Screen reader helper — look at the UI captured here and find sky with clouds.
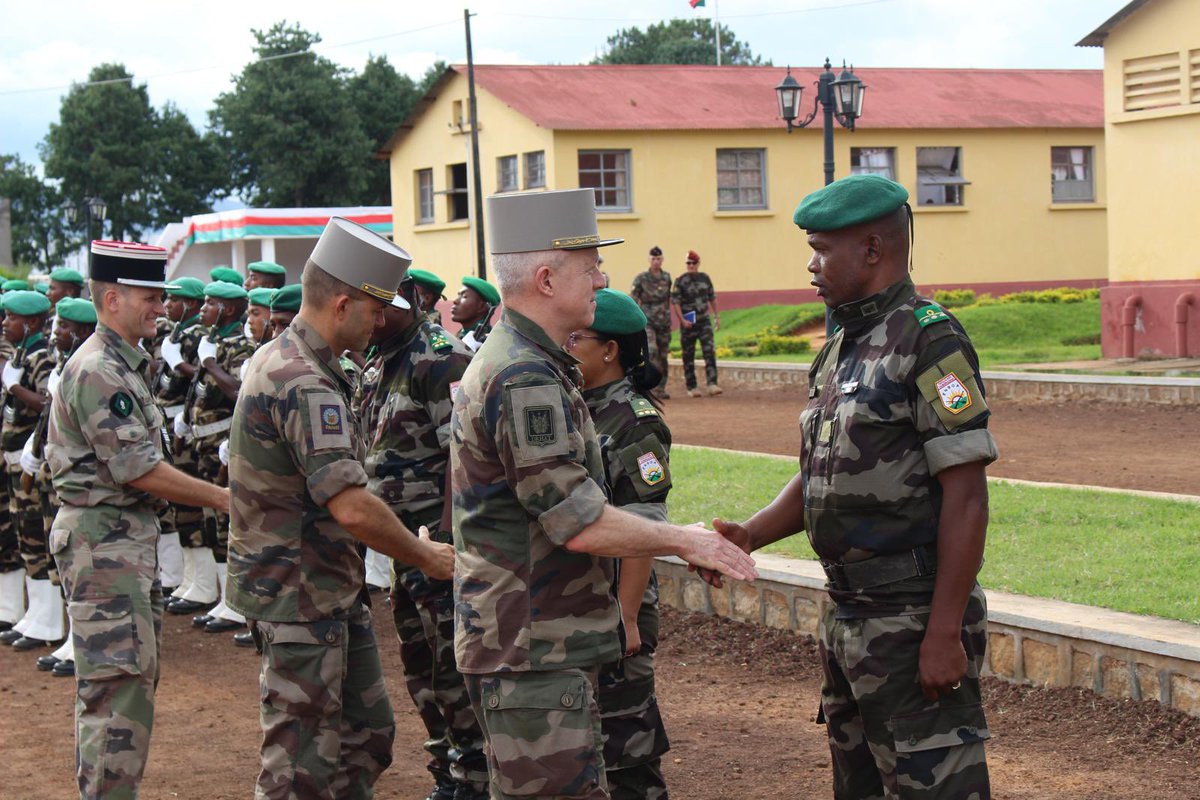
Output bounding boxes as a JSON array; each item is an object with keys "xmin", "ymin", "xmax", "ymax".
[{"xmin": 1, "ymin": 0, "xmax": 1128, "ymax": 172}]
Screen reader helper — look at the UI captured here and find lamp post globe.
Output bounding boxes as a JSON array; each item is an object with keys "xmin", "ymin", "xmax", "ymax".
[{"xmin": 775, "ymin": 69, "xmax": 804, "ymax": 131}]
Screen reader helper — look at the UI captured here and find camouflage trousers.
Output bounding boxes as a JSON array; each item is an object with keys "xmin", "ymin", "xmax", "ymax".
[
  {"xmin": 170, "ymin": 433, "xmax": 205, "ymax": 548},
  {"xmin": 51, "ymin": 502, "xmax": 164, "ymax": 800},
  {"xmin": 38, "ymin": 471, "xmax": 61, "ymax": 584},
  {"xmin": 467, "ymin": 668, "xmax": 608, "ymax": 800},
  {"xmin": 679, "ymin": 316, "xmax": 717, "ymax": 391},
  {"xmin": 9, "ymin": 465, "xmax": 50, "ymax": 580},
  {"xmin": 646, "ymin": 326, "xmax": 671, "ymax": 392},
  {"xmin": 390, "ymin": 523, "xmax": 488, "ymax": 794},
  {"xmin": 193, "ymin": 437, "xmax": 228, "ymax": 560},
  {"xmin": 818, "ymin": 585, "xmax": 991, "ymax": 800},
  {"xmin": 250, "ymin": 602, "xmax": 396, "ymax": 800},
  {"xmin": 0, "ymin": 459, "xmax": 15, "ymax": 572}
]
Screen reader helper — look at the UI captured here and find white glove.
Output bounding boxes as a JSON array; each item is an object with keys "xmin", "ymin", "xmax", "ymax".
[
  {"xmin": 218, "ymin": 439, "xmax": 230, "ymax": 466},
  {"xmin": 46, "ymin": 369, "xmax": 62, "ymax": 399},
  {"xmin": 462, "ymin": 330, "xmax": 481, "ymax": 352},
  {"xmin": 161, "ymin": 338, "xmax": 184, "ymax": 370},
  {"xmin": 173, "ymin": 415, "xmax": 192, "ymax": 440},
  {"xmin": 1, "ymin": 362, "xmax": 23, "ymax": 390},
  {"xmin": 19, "ymin": 437, "xmax": 42, "ymax": 476},
  {"xmin": 239, "ymin": 361, "xmax": 250, "ymax": 382},
  {"xmin": 197, "ymin": 338, "xmax": 218, "ymax": 364}
]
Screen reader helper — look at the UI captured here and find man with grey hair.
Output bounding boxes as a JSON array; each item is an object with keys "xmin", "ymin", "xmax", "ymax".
[{"xmin": 450, "ymin": 188, "xmax": 758, "ymax": 799}]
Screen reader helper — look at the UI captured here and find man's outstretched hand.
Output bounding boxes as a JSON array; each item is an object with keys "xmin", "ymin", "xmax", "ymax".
[
  {"xmin": 678, "ymin": 523, "xmax": 758, "ymax": 584},
  {"xmin": 689, "ymin": 518, "xmax": 754, "ymax": 588}
]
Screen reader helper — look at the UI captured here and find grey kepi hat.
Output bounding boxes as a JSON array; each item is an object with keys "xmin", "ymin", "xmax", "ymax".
[
  {"xmin": 487, "ymin": 189, "xmax": 624, "ymax": 254},
  {"xmin": 307, "ymin": 217, "xmax": 411, "ymax": 308}
]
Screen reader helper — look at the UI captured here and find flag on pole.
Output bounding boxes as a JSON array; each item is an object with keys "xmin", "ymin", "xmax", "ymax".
[{"xmin": 690, "ymin": 0, "xmax": 705, "ymax": 7}]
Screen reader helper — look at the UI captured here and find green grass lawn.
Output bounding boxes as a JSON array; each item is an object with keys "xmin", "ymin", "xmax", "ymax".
[{"xmin": 668, "ymin": 446, "xmax": 1200, "ymax": 624}]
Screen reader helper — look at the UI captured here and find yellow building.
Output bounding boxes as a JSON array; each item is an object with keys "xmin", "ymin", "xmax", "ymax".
[
  {"xmin": 383, "ymin": 64, "xmax": 1106, "ymax": 312},
  {"xmin": 1080, "ymin": 0, "xmax": 1200, "ymax": 358}
]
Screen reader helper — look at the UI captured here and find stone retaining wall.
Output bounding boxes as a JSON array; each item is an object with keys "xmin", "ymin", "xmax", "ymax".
[{"xmin": 654, "ymin": 556, "xmax": 1200, "ymax": 717}]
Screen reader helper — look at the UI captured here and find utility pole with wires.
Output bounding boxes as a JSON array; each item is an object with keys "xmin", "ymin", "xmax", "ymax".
[
  {"xmin": 714, "ymin": 0, "xmax": 722, "ymax": 66},
  {"xmin": 464, "ymin": 8, "xmax": 487, "ymax": 280}
]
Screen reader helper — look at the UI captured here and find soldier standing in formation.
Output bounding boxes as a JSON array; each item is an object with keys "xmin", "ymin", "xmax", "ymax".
[
  {"xmin": 450, "ymin": 188, "xmax": 756, "ymax": 799},
  {"xmin": 244, "ymin": 260, "xmax": 288, "ymax": 292},
  {"xmin": 227, "ymin": 218, "xmax": 454, "ymax": 799},
  {"xmin": 629, "ymin": 246, "xmax": 672, "ymax": 399},
  {"xmin": 570, "ymin": 288, "xmax": 674, "ymax": 799},
  {"xmin": 671, "ymin": 250, "xmax": 722, "ymax": 398},
  {"xmin": 268, "ymin": 284, "xmax": 302, "ymax": 339},
  {"xmin": 407, "ymin": 268, "xmax": 447, "ymax": 326},
  {"xmin": 245, "ymin": 287, "xmax": 278, "ymax": 346},
  {"xmin": 450, "ymin": 276, "xmax": 499, "ymax": 352},
  {"xmin": 47, "ymin": 240, "xmax": 229, "ymax": 799},
  {"xmin": 713, "ymin": 175, "xmax": 997, "ymax": 799},
  {"xmin": 47, "ymin": 267, "xmax": 86, "ymax": 307},
  {"xmin": 358, "ymin": 272, "xmax": 488, "ymax": 800}
]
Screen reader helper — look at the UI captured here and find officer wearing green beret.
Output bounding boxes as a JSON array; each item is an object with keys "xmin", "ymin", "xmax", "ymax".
[
  {"xmin": 407, "ymin": 268, "xmax": 447, "ymax": 325},
  {"xmin": 245, "ymin": 261, "xmax": 288, "ymax": 291},
  {"xmin": 246, "ymin": 287, "xmax": 277, "ymax": 345},
  {"xmin": 713, "ymin": 174, "xmax": 998, "ymax": 799},
  {"xmin": 0, "ymin": 279, "xmax": 29, "ymax": 294},
  {"xmin": 48, "ymin": 268, "xmax": 85, "ymax": 306},
  {"xmin": 568, "ymin": 288, "xmax": 674, "ymax": 800},
  {"xmin": 267, "ymin": 284, "xmax": 301, "ymax": 340},
  {"xmin": 209, "ymin": 266, "xmax": 244, "ymax": 286},
  {"xmin": 451, "ymin": 275, "xmax": 499, "ymax": 352}
]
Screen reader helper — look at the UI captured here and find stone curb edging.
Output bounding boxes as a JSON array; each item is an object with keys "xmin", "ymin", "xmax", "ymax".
[{"xmin": 654, "ymin": 553, "xmax": 1200, "ymax": 716}]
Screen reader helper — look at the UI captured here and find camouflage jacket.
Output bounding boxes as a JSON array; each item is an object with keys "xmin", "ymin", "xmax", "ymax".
[
  {"xmin": 226, "ymin": 316, "xmax": 370, "ymax": 622},
  {"xmin": 46, "ymin": 323, "xmax": 167, "ymax": 511},
  {"xmin": 671, "ymin": 271, "xmax": 716, "ymax": 317},
  {"xmin": 2, "ymin": 334, "xmax": 54, "ymax": 455},
  {"xmin": 801, "ymin": 279, "xmax": 998, "ymax": 612},
  {"xmin": 152, "ymin": 315, "xmax": 205, "ymax": 413},
  {"xmin": 583, "ymin": 378, "xmax": 672, "ymax": 522},
  {"xmin": 360, "ymin": 316, "xmax": 472, "ymax": 521},
  {"xmin": 450, "ymin": 308, "xmax": 618, "ymax": 674},
  {"xmin": 28, "ymin": 355, "xmax": 66, "ymax": 460},
  {"xmin": 187, "ymin": 320, "xmax": 254, "ymax": 435},
  {"xmin": 630, "ymin": 270, "xmax": 673, "ymax": 331}
]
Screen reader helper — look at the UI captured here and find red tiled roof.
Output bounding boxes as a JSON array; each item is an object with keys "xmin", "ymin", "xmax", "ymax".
[{"xmin": 459, "ymin": 64, "xmax": 1103, "ymax": 131}]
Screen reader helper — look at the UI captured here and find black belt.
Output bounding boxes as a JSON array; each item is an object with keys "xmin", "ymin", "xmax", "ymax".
[{"xmin": 820, "ymin": 545, "xmax": 938, "ymax": 592}]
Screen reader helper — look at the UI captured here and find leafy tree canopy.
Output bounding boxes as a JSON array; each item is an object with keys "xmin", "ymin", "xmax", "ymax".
[
  {"xmin": 594, "ymin": 19, "xmax": 768, "ymax": 66},
  {"xmin": 0, "ymin": 154, "xmax": 70, "ymax": 269}
]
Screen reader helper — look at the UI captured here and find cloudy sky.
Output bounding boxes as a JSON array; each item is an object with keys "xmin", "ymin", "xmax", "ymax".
[{"xmin": 1, "ymin": 0, "xmax": 1126, "ymax": 171}]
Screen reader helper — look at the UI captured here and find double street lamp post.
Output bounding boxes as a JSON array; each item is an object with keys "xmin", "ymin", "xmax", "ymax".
[
  {"xmin": 774, "ymin": 58, "xmax": 866, "ymax": 187},
  {"xmin": 62, "ymin": 196, "xmax": 108, "ymax": 253}
]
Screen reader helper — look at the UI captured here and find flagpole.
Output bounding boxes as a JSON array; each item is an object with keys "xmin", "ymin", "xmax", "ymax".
[{"xmin": 714, "ymin": 0, "xmax": 722, "ymax": 66}]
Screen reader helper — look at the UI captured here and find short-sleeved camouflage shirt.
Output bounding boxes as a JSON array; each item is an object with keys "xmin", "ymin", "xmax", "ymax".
[
  {"xmin": 583, "ymin": 377, "xmax": 672, "ymax": 522},
  {"xmin": 2, "ymin": 334, "xmax": 55, "ymax": 455},
  {"xmin": 359, "ymin": 316, "xmax": 472, "ymax": 520},
  {"xmin": 450, "ymin": 308, "xmax": 618, "ymax": 674},
  {"xmin": 671, "ymin": 271, "xmax": 716, "ymax": 317},
  {"xmin": 801, "ymin": 279, "xmax": 999, "ymax": 612},
  {"xmin": 153, "ymin": 315, "xmax": 204, "ymax": 412},
  {"xmin": 47, "ymin": 323, "xmax": 167, "ymax": 509},
  {"xmin": 630, "ymin": 270, "xmax": 673, "ymax": 331},
  {"xmin": 226, "ymin": 316, "xmax": 370, "ymax": 622}
]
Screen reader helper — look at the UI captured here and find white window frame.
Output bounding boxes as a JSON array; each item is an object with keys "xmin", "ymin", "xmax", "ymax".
[
  {"xmin": 416, "ymin": 168, "xmax": 434, "ymax": 224},
  {"xmin": 497, "ymin": 155, "xmax": 518, "ymax": 193},
  {"xmin": 1051, "ymin": 146, "xmax": 1095, "ymax": 203},
  {"xmin": 578, "ymin": 149, "xmax": 632, "ymax": 212},
  {"xmin": 850, "ymin": 147, "xmax": 897, "ymax": 181},
  {"xmin": 916, "ymin": 146, "xmax": 969, "ymax": 206},
  {"xmin": 524, "ymin": 151, "xmax": 546, "ymax": 189},
  {"xmin": 716, "ymin": 148, "xmax": 768, "ymax": 210}
]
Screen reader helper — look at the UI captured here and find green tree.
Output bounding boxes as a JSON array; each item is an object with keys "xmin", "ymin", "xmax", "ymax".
[
  {"xmin": 0, "ymin": 154, "xmax": 71, "ymax": 268},
  {"xmin": 211, "ymin": 21, "xmax": 372, "ymax": 207},
  {"xmin": 153, "ymin": 104, "xmax": 226, "ymax": 226},
  {"xmin": 595, "ymin": 19, "xmax": 767, "ymax": 66},
  {"xmin": 350, "ymin": 55, "xmax": 420, "ymax": 205}
]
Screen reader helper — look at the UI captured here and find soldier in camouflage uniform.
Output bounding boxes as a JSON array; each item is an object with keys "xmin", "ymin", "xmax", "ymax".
[
  {"xmin": 245, "ymin": 260, "xmax": 288, "ymax": 291},
  {"xmin": 0, "ymin": 301, "xmax": 21, "ymax": 633},
  {"xmin": 453, "ymin": 189, "xmax": 756, "ymax": 800},
  {"xmin": 451, "ymin": 276, "xmax": 499, "ymax": 352},
  {"xmin": 358, "ymin": 276, "xmax": 487, "ymax": 800},
  {"xmin": 268, "ymin": 284, "xmax": 302, "ymax": 340},
  {"xmin": 629, "ymin": 246, "xmax": 672, "ymax": 398},
  {"xmin": 227, "ymin": 218, "xmax": 455, "ymax": 800},
  {"xmin": 408, "ymin": 268, "xmax": 447, "ymax": 327},
  {"xmin": 47, "ymin": 241, "xmax": 229, "ymax": 800},
  {"xmin": 570, "ymin": 289, "xmax": 673, "ymax": 800},
  {"xmin": 713, "ymin": 175, "xmax": 998, "ymax": 800},
  {"xmin": 0, "ymin": 291, "xmax": 60, "ymax": 650},
  {"xmin": 670, "ymin": 250, "xmax": 721, "ymax": 397}
]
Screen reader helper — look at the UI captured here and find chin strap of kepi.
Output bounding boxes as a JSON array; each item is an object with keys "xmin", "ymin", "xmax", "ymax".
[{"xmin": 906, "ymin": 202, "xmax": 915, "ymax": 273}]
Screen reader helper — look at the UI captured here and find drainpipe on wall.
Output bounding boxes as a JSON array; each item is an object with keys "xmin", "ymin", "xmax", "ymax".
[
  {"xmin": 1121, "ymin": 294, "xmax": 1143, "ymax": 359},
  {"xmin": 1176, "ymin": 293, "xmax": 1196, "ymax": 358}
]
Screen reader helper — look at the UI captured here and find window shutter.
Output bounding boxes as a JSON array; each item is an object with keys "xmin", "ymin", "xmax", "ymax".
[{"xmin": 1123, "ymin": 52, "xmax": 1182, "ymax": 112}]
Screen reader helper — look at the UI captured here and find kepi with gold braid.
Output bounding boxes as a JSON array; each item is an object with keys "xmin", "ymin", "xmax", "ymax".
[
  {"xmin": 305, "ymin": 217, "xmax": 411, "ymax": 308},
  {"xmin": 486, "ymin": 188, "xmax": 623, "ymax": 254}
]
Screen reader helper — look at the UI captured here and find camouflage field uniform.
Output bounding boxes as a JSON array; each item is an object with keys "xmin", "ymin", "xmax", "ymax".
[
  {"xmin": 583, "ymin": 377, "xmax": 673, "ymax": 800},
  {"xmin": 227, "ymin": 316, "xmax": 395, "ymax": 800},
  {"xmin": 358, "ymin": 315, "xmax": 486, "ymax": 798},
  {"xmin": 46, "ymin": 322, "xmax": 170, "ymax": 799},
  {"xmin": 801, "ymin": 278, "xmax": 999, "ymax": 800},
  {"xmin": 186, "ymin": 321, "xmax": 253, "ymax": 560},
  {"xmin": 0, "ymin": 336, "xmax": 18, "ymax": 575},
  {"xmin": 629, "ymin": 270, "xmax": 672, "ymax": 392},
  {"xmin": 451, "ymin": 309, "xmax": 619, "ymax": 800},
  {"xmin": 30, "ymin": 354, "xmax": 66, "ymax": 584},
  {"xmin": 3, "ymin": 333, "xmax": 54, "ymax": 580},
  {"xmin": 153, "ymin": 314, "xmax": 206, "ymax": 548},
  {"xmin": 670, "ymin": 272, "xmax": 718, "ymax": 391}
]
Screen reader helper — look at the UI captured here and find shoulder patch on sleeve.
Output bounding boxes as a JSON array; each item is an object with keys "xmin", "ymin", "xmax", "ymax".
[
  {"xmin": 306, "ymin": 392, "xmax": 352, "ymax": 451},
  {"xmin": 630, "ymin": 395, "xmax": 658, "ymax": 419},
  {"xmin": 507, "ymin": 382, "xmax": 570, "ymax": 466},
  {"xmin": 915, "ymin": 304, "xmax": 950, "ymax": 328},
  {"xmin": 428, "ymin": 328, "xmax": 453, "ymax": 353},
  {"xmin": 617, "ymin": 433, "xmax": 671, "ymax": 500},
  {"xmin": 915, "ymin": 350, "xmax": 988, "ymax": 430}
]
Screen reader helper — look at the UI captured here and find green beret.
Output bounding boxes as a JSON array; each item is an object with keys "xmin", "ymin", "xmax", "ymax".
[
  {"xmin": 2, "ymin": 290, "xmax": 51, "ymax": 316},
  {"xmin": 248, "ymin": 261, "xmax": 287, "ymax": 276},
  {"xmin": 407, "ymin": 268, "xmax": 446, "ymax": 295},
  {"xmin": 49, "ymin": 268, "xmax": 85, "ymax": 285},
  {"xmin": 209, "ymin": 266, "xmax": 244, "ymax": 285},
  {"xmin": 461, "ymin": 276, "xmax": 500, "ymax": 306},
  {"xmin": 204, "ymin": 281, "xmax": 248, "ymax": 301},
  {"xmin": 2, "ymin": 279, "xmax": 30, "ymax": 292},
  {"xmin": 56, "ymin": 297, "xmax": 97, "ymax": 325},
  {"xmin": 793, "ymin": 174, "xmax": 910, "ymax": 232},
  {"xmin": 166, "ymin": 277, "xmax": 206, "ymax": 300},
  {"xmin": 248, "ymin": 287, "xmax": 277, "ymax": 307},
  {"xmin": 34, "ymin": 283, "xmax": 49, "ymax": 295},
  {"xmin": 270, "ymin": 284, "xmax": 302, "ymax": 313},
  {"xmin": 590, "ymin": 288, "xmax": 647, "ymax": 335}
]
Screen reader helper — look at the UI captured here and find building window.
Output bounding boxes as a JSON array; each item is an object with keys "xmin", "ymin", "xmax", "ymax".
[
  {"xmin": 716, "ymin": 149, "xmax": 767, "ymax": 209},
  {"xmin": 524, "ymin": 150, "xmax": 546, "ymax": 188},
  {"xmin": 451, "ymin": 99, "xmax": 465, "ymax": 129},
  {"xmin": 578, "ymin": 150, "xmax": 631, "ymax": 211},
  {"xmin": 497, "ymin": 155, "xmax": 518, "ymax": 193},
  {"xmin": 447, "ymin": 163, "xmax": 469, "ymax": 221},
  {"xmin": 850, "ymin": 147, "xmax": 896, "ymax": 180},
  {"xmin": 1051, "ymin": 147, "xmax": 1095, "ymax": 203},
  {"xmin": 916, "ymin": 147, "xmax": 968, "ymax": 206},
  {"xmin": 416, "ymin": 169, "xmax": 434, "ymax": 224}
]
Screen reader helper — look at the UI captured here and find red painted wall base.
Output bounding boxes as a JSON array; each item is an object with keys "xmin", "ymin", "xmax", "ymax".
[{"xmin": 1101, "ymin": 281, "xmax": 1200, "ymax": 359}]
